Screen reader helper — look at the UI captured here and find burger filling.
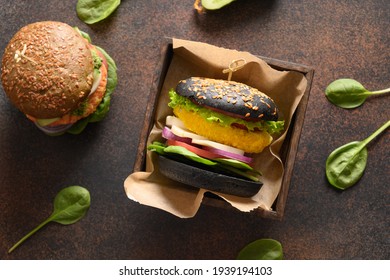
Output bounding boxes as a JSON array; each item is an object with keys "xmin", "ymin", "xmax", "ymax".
[
  {"xmin": 148, "ymin": 116, "xmax": 262, "ymax": 182},
  {"xmin": 168, "ymin": 90, "xmax": 284, "ymax": 153}
]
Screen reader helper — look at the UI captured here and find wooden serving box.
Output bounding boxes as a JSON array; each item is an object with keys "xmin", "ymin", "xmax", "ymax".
[{"xmin": 133, "ymin": 43, "xmax": 314, "ymax": 220}]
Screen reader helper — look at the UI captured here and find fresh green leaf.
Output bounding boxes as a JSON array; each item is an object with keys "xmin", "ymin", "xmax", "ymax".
[
  {"xmin": 201, "ymin": 0, "xmax": 236, "ymax": 10},
  {"xmin": 66, "ymin": 117, "xmax": 90, "ymax": 134},
  {"xmin": 50, "ymin": 186, "xmax": 91, "ymax": 225},
  {"xmin": 77, "ymin": 0, "xmax": 121, "ymax": 24},
  {"xmin": 326, "ymin": 141, "xmax": 368, "ymax": 190},
  {"xmin": 148, "ymin": 141, "xmax": 167, "ymax": 155},
  {"xmin": 8, "ymin": 186, "xmax": 90, "ymax": 253},
  {"xmin": 325, "ymin": 78, "xmax": 390, "ymax": 109},
  {"xmin": 73, "ymin": 26, "xmax": 91, "ymax": 43},
  {"xmin": 237, "ymin": 239, "xmax": 283, "ymax": 260},
  {"xmin": 326, "ymin": 120, "xmax": 390, "ymax": 190}
]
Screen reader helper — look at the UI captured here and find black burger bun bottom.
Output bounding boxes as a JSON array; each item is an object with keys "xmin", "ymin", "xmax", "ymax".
[
  {"xmin": 1, "ymin": 21, "xmax": 94, "ymax": 119},
  {"xmin": 157, "ymin": 155, "xmax": 262, "ymax": 197}
]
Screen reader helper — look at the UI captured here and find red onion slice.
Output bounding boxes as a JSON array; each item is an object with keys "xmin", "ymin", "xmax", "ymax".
[{"xmin": 162, "ymin": 126, "xmax": 192, "ymax": 144}]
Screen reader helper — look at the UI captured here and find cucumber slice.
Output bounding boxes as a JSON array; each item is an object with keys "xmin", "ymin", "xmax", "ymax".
[
  {"xmin": 36, "ymin": 117, "xmax": 60, "ymax": 126},
  {"xmin": 201, "ymin": 0, "xmax": 235, "ymax": 10}
]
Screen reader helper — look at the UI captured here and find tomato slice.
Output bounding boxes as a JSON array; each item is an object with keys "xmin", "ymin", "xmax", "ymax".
[{"xmin": 167, "ymin": 139, "xmax": 223, "ymax": 160}]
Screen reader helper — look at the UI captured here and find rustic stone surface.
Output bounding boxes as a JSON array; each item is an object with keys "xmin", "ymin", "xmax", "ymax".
[{"xmin": 0, "ymin": 0, "xmax": 388, "ymax": 260}]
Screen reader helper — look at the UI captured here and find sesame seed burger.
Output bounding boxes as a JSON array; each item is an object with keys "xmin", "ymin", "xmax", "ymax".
[
  {"xmin": 1, "ymin": 21, "xmax": 117, "ymax": 135},
  {"xmin": 148, "ymin": 77, "xmax": 284, "ymax": 187}
]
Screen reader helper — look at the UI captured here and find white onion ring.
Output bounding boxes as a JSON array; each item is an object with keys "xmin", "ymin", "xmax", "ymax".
[{"xmin": 35, "ymin": 122, "xmax": 73, "ymax": 135}]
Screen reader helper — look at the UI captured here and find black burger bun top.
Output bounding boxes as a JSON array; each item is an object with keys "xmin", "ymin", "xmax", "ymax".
[
  {"xmin": 1, "ymin": 21, "xmax": 94, "ymax": 119},
  {"xmin": 176, "ymin": 77, "xmax": 279, "ymax": 121}
]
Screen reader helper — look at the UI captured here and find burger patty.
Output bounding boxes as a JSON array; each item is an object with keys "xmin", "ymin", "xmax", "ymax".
[
  {"xmin": 49, "ymin": 62, "xmax": 108, "ymax": 126},
  {"xmin": 173, "ymin": 106, "xmax": 273, "ymax": 153}
]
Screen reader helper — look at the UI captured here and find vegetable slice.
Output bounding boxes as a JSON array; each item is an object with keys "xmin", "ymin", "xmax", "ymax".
[
  {"xmin": 170, "ymin": 125, "xmax": 208, "ymax": 140},
  {"xmin": 35, "ymin": 123, "xmax": 73, "ymax": 136},
  {"xmin": 167, "ymin": 139, "xmax": 222, "ymax": 160},
  {"xmin": 192, "ymin": 139, "xmax": 245, "ymax": 156},
  {"xmin": 203, "ymin": 146, "xmax": 253, "ymax": 164},
  {"xmin": 165, "ymin": 115, "xmax": 186, "ymax": 129},
  {"xmin": 164, "ymin": 144, "xmax": 217, "ymax": 166},
  {"xmin": 162, "ymin": 127, "xmax": 192, "ymax": 144}
]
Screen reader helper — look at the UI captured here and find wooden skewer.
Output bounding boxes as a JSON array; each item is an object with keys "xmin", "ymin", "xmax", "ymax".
[{"xmin": 222, "ymin": 58, "xmax": 247, "ymax": 81}]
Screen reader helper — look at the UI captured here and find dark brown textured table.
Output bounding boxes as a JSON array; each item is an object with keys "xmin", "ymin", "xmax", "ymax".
[{"xmin": 0, "ymin": 0, "xmax": 389, "ymax": 260}]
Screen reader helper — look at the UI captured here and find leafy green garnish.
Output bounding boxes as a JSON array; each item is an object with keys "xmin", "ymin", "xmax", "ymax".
[
  {"xmin": 73, "ymin": 26, "xmax": 91, "ymax": 42},
  {"xmin": 237, "ymin": 239, "xmax": 283, "ymax": 260},
  {"xmin": 326, "ymin": 120, "xmax": 390, "ymax": 190},
  {"xmin": 91, "ymin": 49, "xmax": 103, "ymax": 70},
  {"xmin": 325, "ymin": 78, "xmax": 390, "ymax": 109},
  {"xmin": 76, "ymin": 0, "xmax": 121, "ymax": 24},
  {"xmin": 8, "ymin": 186, "xmax": 90, "ymax": 253},
  {"xmin": 168, "ymin": 90, "xmax": 284, "ymax": 135}
]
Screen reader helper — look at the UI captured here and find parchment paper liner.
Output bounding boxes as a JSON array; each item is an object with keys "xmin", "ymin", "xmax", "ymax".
[{"xmin": 124, "ymin": 39, "xmax": 307, "ymax": 218}]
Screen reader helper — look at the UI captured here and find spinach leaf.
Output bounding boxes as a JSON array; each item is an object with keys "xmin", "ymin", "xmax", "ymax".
[
  {"xmin": 77, "ymin": 0, "xmax": 120, "ymax": 24},
  {"xmin": 148, "ymin": 141, "xmax": 167, "ymax": 155},
  {"xmin": 8, "ymin": 186, "xmax": 90, "ymax": 253},
  {"xmin": 326, "ymin": 120, "xmax": 390, "ymax": 190},
  {"xmin": 325, "ymin": 78, "xmax": 390, "ymax": 109},
  {"xmin": 237, "ymin": 239, "xmax": 283, "ymax": 260},
  {"xmin": 195, "ymin": 0, "xmax": 236, "ymax": 11}
]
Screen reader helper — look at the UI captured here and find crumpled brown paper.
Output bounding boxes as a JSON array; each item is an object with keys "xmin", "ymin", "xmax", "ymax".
[{"xmin": 124, "ymin": 38, "xmax": 307, "ymax": 218}]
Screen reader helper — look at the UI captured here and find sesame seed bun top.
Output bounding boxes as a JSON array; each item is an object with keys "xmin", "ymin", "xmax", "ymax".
[
  {"xmin": 176, "ymin": 77, "xmax": 279, "ymax": 121},
  {"xmin": 1, "ymin": 21, "xmax": 94, "ymax": 119}
]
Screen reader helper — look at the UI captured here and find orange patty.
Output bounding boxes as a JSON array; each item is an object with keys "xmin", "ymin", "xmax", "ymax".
[{"xmin": 48, "ymin": 62, "xmax": 107, "ymax": 126}]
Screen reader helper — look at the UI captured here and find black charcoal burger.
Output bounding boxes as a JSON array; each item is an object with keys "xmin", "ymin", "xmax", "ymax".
[
  {"xmin": 1, "ymin": 21, "xmax": 117, "ymax": 135},
  {"xmin": 148, "ymin": 77, "xmax": 284, "ymax": 186}
]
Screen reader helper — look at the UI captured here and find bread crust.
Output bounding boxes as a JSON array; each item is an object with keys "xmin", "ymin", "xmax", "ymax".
[
  {"xmin": 1, "ymin": 21, "xmax": 94, "ymax": 118},
  {"xmin": 176, "ymin": 77, "xmax": 279, "ymax": 121}
]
